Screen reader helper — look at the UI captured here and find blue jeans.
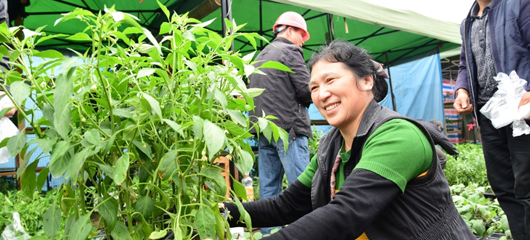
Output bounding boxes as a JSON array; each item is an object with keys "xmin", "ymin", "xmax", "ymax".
[{"xmin": 258, "ymin": 133, "xmax": 309, "ymax": 235}]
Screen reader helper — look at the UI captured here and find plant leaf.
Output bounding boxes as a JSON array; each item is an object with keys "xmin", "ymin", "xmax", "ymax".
[
  {"xmin": 203, "ymin": 120, "xmax": 225, "ymax": 160},
  {"xmin": 48, "ymin": 141, "xmax": 69, "ymax": 177},
  {"xmin": 258, "ymin": 61, "xmax": 293, "ymax": 72},
  {"xmin": 67, "ymin": 148, "xmax": 91, "ymax": 182},
  {"xmin": 157, "ymin": 0, "xmax": 170, "ymax": 20},
  {"xmin": 34, "ymin": 138, "xmax": 55, "ymax": 154},
  {"xmin": 36, "ymin": 167, "xmax": 50, "ymax": 191},
  {"xmin": 10, "ymin": 81, "xmax": 30, "ymax": 104},
  {"xmin": 84, "ymin": 129, "xmax": 101, "ymax": 146},
  {"xmin": 21, "ymin": 159, "xmax": 38, "ymax": 199},
  {"xmin": 162, "ymin": 119, "xmax": 185, "ymax": 138},
  {"xmin": 34, "ymin": 49, "xmax": 65, "ymax": 59},
  {"xmin": 224, "ymin": 121, "xmax": 252, "ymax": 138},
  {"xmin": 53, "ymin": 72, "xmax": 73, "ymax": 139},
  {"xmin": 110, "ymin": 221, "xmax": 133, "ymax": 240},
  {"xmin": 68, "ymin": 213, "xmax": 91, "ymax": 240},
  {"xmin": 235, "ymin": 149, "xmax": 254, "ymax": 176},
  {"xmin": 471, "ymin": 219, "xmax": 485, "ymax": 236},
  {"xmin": 227, "ymin": 109, "xmax": 247, "ymax": 127},
  {"xmin": 7, "ymin": 131, "xmax": 26, "ymax": 157},
  {"xmin": 232, "ymin": 177, "xmax": 246, "ymax": 200},
  {"xmin": 195, "ymin": 205, "xmax": 216, "ymax": 240},
  {"xmin": 132, "ymin": 140, "xmax": 152, "ymax": 160},
  {"xmin": 158, "ymin": 150, "xmax": 179, "ymax": 180},
  {"xmin": 98, "ymin": 196, "xmax": 118, "ymax": 231},
  {"xmin": 137, "ymin": 68, "xmax": 156, "ymax": 78},
  {"xmin": 246, "ymin": 88, "xmax": 265, "ymax": 98},
  {"xmin": 149, "ymin": 229, "xmax": 167, "ymax": 240},
  {"xmin": 112, "ymin": 154, "xmax": 130, "ymax": 185},
  {"xmin": 66, "ymin": 32, "xmax": 92, "ymax": 41},
  {"xmin": 141, "ymin": 93, "xmax": 162, "ymax": 119},
  {"xmin": 213, "ymin": 88, "xmax": 227, "ymax": 109},
  {"xmin": 43, "ymin": 202, "xmax": 61, "ymax": 239},
  {"xmin": 142, "ymin": 28, "xmax": 161, "ymax": 55},
  {"xmin": 135, "ymin": 196, "xmax": 155, "ymax": 221},
  {"xmin": 113, "ymin": 108, "xmax": 133, "ymax": 118}
]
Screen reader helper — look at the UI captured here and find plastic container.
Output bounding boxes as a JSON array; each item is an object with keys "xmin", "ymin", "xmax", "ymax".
[{"xmin": 241, "ymin": 174, "xmax": 254, "ymax": 202}]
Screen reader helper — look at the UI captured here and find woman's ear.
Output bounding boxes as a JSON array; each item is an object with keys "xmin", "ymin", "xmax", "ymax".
[{"xmin": 360, "ymin": 75, "xmax": 374, "ymax": 91}]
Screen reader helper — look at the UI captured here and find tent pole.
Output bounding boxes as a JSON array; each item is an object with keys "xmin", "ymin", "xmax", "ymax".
[
  {"xmin": 221, "ymin": 0, "xmax": 234, "ymax": 51},
  {"xmin": 385, "ymin": 52, "xmax": 397, "ymax": 111},
  {"xmin": 259, "ymin": 0, "xmax": 264, "ymax": 50},
  {"xmin": 189, "ymin": 0, "xmax": 221, "ymax": 20},
  {"xmin": 326, "ymin": 13, "xmax": 334, "ymax": 44}
]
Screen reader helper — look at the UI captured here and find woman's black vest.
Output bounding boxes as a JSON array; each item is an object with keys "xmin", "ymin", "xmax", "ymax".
[{"xmin": 311, "ymin": 101, "xmax": 474, "ymax": 239}]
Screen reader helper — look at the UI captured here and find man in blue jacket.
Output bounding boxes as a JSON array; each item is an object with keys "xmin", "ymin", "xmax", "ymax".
[
  {"xmin": 453, "ymin": 0, "xmax": 530, "ymax": 238},
  {"xmin": 248, "ymin": 11, "xmax": 312, "ymax": 235}
]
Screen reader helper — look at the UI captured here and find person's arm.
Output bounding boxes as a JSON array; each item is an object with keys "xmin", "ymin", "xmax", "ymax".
[
  {"xmin": 224, "ymin": 179, "xmax": 313, "ymax": 228},
  {"xmin": 259, "ymin": 169, "xmax": 400, "ymax": 240},
  {"xmin": 436, "ymin": 136, "xmax": 458, "ymax": 156},
  {"xmin": 453, "ymin": 22, "xmax": 474, "ymax": 115},
  {"xmin": 283, "ymin": 47, "xmax": 312, "ymax": 107},
  {"xmin": 253, "ymin": 120, "xmax": 431, "ymax": 240}
]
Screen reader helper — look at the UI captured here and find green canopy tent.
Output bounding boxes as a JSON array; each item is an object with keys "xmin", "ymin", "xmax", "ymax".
[
  {"xmin": 17, "ymin": 0, "xmax": 464, "ymax": 64},
  {"xmin": 201, "ymin": 0, "xmax": 462, "ymax": 65}
]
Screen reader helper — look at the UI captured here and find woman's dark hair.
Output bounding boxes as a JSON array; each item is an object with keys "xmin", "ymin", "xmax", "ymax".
[{"xmin": 309, "ymin": 39, "xmax": 388, "ymax": 102}]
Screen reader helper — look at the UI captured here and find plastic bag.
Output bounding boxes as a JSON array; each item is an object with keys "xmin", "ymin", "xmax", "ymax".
[
  {"xmin": 0, "ymin": 117, "xmax": 18, "ymax": 164},
  {"xmin": 480, "ymin": 71, "xmax": 530, "ymax": 137},
  {"xmin": 1, "ymin": 212, "xmax": 31, "ymax": 240}
]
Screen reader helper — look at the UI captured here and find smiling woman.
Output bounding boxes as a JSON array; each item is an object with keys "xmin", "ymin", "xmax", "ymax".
[{"xmin": 222, "ymin": 40, "xmax": 475, "ymax": 240}]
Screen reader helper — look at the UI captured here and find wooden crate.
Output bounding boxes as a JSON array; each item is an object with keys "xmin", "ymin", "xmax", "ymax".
[{"xmin": 214, "ymin": 156, "xmax": 239, "ymax": 198}]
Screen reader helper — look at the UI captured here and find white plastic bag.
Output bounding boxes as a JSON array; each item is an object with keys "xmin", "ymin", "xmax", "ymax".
[
  {"xmin": 0, "ymin": 91, "xmax": 19, "ymax": 163},
  {"xmin": 0, "ymin": 117, "xmax": 18, "ymax": 164},
  {"xmin": 1, "ymin": 212, "xmax": 31, "ymax": 240},
  {"xmin": 480, "ymin": 71, "xmax": 530, "ymax": 137}
]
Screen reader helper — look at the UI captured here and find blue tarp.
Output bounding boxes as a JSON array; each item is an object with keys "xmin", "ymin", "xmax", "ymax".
[{"xmin": 379, "ymin": 49, "xmax": 444, "ymax": 124}]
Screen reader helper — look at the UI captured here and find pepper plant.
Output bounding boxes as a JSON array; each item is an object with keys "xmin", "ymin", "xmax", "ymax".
[{"xmin": 0, "ymin": 2, "xmax": 289, "ymax": 239}]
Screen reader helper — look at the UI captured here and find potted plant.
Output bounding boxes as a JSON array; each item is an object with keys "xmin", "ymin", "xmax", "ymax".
[{"xmin": 0, "ymin": 2, "xmax": 289, "ymax": 239}]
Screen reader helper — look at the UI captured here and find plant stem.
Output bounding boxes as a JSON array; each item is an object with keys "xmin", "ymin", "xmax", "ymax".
[{"xmin": 94, "ymin": 20, "xmax": 115, "ymax": 134}]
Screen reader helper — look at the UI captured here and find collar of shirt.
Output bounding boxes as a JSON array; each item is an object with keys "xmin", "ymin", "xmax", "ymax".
[{"xmin": 471, "ymin": 0, "xmax": 494, "ymax": 18}]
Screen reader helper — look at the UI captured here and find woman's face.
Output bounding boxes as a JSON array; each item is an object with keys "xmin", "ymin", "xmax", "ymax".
[{"xmin": 309, "ymin": 60, "xmax": 373, "ymax": 132}]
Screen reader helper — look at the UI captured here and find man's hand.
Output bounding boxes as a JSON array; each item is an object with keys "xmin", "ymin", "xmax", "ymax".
[
  {"xmin": 518, "ymin": 91, "xmax": 530, "ymax": 120},
  {"xmin": 4, "ymin": 107, "xmax": 16, "ymax": 118},
  {"xmin": 0, "ymin": 91, "xmax": 17, "ymax": 118},
  {"xmin": 453, "ymin": 89, "xmax": 473, "ymax": 114}
]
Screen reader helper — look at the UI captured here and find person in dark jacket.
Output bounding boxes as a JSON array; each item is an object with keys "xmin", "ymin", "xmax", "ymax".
[
  {"xmin": 419, "ymin": 119, "xmax": 458, "ymax": 169},
  {"xmin": 453, "ymin": 1, "xmax": 530, "ymax": 238},
  {"xmin": 224, "ymin": 40, "xmax": 474, "ymax": 239},
  {"xmin": 247, "ymin": 11, "xmax": 312, "ymax": 235}
]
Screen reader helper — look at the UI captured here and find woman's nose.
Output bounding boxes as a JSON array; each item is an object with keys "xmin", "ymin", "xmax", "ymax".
[{"xmin": 318, "ymin": 87, "xmax": 331, "ymax": 101}]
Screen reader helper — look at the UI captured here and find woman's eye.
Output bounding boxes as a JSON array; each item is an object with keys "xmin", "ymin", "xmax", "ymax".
[
  {"xmin": 326, "ymin": 78, "xmax": 334, "ymax": 83},
  {"xmin": 310, "ymin": 86, "xmax": 318, "ymax": 92}
]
